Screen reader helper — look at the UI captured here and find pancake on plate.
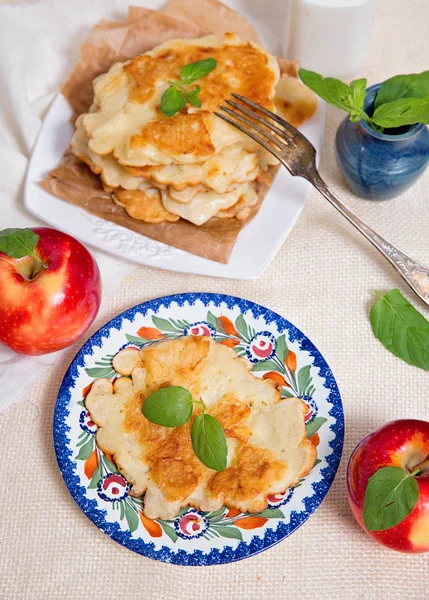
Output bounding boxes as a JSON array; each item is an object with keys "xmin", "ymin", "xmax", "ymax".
[
  {"xmin": 85, "ymin": 336, "xmax": 317, "ymax": 520},
  {"xmin": 71, "ymin": 33, "xmax": 317, "ymax": 227}
]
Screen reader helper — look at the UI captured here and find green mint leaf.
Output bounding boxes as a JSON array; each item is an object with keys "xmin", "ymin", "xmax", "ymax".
[
  {"xmin": 306, "ymin": 416, "xmax": 327, "ymax": 438},
  {"xmin": 372, "ymin": 97, "xmax": 429, "ymax": 128},
  {"xmin": 180, "ymin": 58, "xmax": 217, "ymax": 84},
  {"xmin": 142, "ymin": 385, "xmax": 193, "ymax": 426},
  {"xmin": 298, "ymin": 69, "xmax": 367, "ymax": 119},
  {"xmin": 363, "ymin": 466, "xmax": 419, "ymax": 531},
  {"xmin": 160, "ymin": 86, "xmax": 187, "ymax": 117},
  {"xmin": 370, "ymin": 289, "xmax": 429, "ymax": 370},
  {"xmin": 188, "ymin": 95, "xmax": 202, "ymax": 108},
  {"xmin": 192, "ymin": 413, "xmax": 227, "ymax": 471},
  {"xmin": 0, "ymin": 228, "xmax": 39, "ymax": 258},
  {"xmin": 375, "ymin": 71, "xmax": 429, "ymax": 109},
  {"xmin": 187, "ymin": 85, "xmax": 202, "ymax": 108}
]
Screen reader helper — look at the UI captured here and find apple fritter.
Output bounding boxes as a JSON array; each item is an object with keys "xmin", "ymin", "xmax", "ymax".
[
  {"xmin": 274, "ymin": 74, "xmax": 318, "ymax": 128},
  {"xmin": 113, "ymin": 188, "xmax": 180, "ymax": 223},
  {"xmin": 82, "ymin": 34, "xmax": 280, "ymax": 166},
  {"xmin": 160, "ymin": 182, "xmax": 251, "ymax": 225},
  {"xmin": 70, "ymin": 33, "xmax": 318, "ymax": 229},
  {"xmin": 123, "ymin": 145, "xmax": 260, "ymax": 193},
  {"xmin": 86, "ymin": 336, "xmax": 317, "ymax": 520}
]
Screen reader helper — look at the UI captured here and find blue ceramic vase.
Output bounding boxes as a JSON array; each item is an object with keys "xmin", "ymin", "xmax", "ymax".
[{"xmin": 335, "ymin": 84, "xmax": 429, "ymax": 200}]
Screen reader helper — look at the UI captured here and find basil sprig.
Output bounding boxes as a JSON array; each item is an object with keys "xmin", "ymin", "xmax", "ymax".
[
  {"xmin": 142, "ymin": 385, "xmax": 227, "ymax": 471},
  {"xmin": 298, "ymin": 70, "xmax": 368, "ymax": 123},
  {"xmin": 160, "ymin": 58, "xmax": 217, "ymax": 117},
  {"xmin": 299, "ymin": 68, "xmax": 429, "ymax": 131},
  {"xmin": 375, "ymin": 71, "xmax": 429, "ymax": 108},
  {"xmin": 371, "ymin": 97, "xmax": 429, "ymax": 129},
  {"xmin": 363, "ymin": 466, "xmax": 419, "ymax": 531},
  {"xmin": 370, "ymin": 289, "xmax": 429, "ymax": 371}
]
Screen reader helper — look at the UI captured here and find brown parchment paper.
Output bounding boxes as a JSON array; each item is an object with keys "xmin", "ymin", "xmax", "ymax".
[{"xmin": 40, "ymin": 0, "xmax": 282, "ymax": 264}]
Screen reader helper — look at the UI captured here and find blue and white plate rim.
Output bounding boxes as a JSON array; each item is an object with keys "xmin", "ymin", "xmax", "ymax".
[{"xmin": 53, "ymin": 292, "xmax": 344, "ymax": 565}]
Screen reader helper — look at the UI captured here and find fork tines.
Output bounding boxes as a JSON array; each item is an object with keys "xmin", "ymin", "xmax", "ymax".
[{"xmin": 214, "ymin": 93, "xmax": 300, "ymax": 160}]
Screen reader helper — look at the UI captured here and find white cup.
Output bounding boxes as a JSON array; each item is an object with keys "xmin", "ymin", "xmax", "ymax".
[{"xmin": 283, "ymin": 0, "xmax": 377, "ymax": 79}]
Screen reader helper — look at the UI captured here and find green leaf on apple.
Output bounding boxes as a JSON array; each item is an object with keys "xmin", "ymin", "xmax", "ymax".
[
  {"xmin": 370, "ymin": 289, "xmax": 429, "ymax": 371},
  {"xmin": 363, "ymin": 466, "xmax": 419, "ymax": 531},
  {"xmin": 0, "ymin": 228, "xmax": 39, "ymax": 258}
]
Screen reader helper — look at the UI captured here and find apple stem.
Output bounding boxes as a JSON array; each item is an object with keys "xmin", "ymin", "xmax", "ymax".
[
  {"xmin": 410, "ymin": 456, "xmax": 429, "ymax": 477},
  {"xmin": 28, "ymin": 252, "xmax": 48, "ymax": 279}
]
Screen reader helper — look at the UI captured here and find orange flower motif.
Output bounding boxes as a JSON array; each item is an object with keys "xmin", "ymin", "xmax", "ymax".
[
  {"xmin": 219, "ymin": 338, "xmax": 240, "ymax": 348},
  {"xmin": 82, "ymin": 382, "xmax": 93, "ymax": 398},
  {"xmin": 137, "ymin": 327, "xmax": 165, "ymax": 340},
  {"xmin": 226, "ymin": 508, "xmax": 241, "ymax": 518},
  {"xmin": 219, "ymin": 316, "xmax": 238, "ymax": 336},
  {"xmin": 262, "ymin": 371, "xmax": 287, "ymax": 387},
  {"xmin": 84, "ymin": 449, "xmax": 99, "ymax": 479},
  {"xmin": 140, "ymin": 513, "xmax": 163, "ymax": 537},
  {"xmin": 234, "ymin": 516, "xmax": 268, "ymax": 530},
  {"xmin": 285, "ymin": 350, "xmax": 297, "ymax": 372},
  {"xmin": 309, "ymin": 432, "xmax": 320, "ymax": 447}
]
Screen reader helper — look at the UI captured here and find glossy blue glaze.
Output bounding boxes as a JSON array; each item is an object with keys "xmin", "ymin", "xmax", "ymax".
[{"xmin": 335, "ymin": 84, "xmax": 429, "ymax": 200}]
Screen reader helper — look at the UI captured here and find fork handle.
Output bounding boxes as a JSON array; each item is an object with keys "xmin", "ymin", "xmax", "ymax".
[{"xmin": 309, "ymin": 169, "xmax": 429, "ymax": 306}]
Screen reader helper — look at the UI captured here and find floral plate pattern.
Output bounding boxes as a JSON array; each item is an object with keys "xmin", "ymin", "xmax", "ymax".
[{"xmin": 54, "ymin": 293, "xmax": 344, "ymax": 565}]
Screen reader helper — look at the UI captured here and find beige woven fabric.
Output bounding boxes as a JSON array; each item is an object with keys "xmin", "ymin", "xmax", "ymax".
[{"xmin": 1, "ymin": 1, "xmax": 429, "ymax": 598}]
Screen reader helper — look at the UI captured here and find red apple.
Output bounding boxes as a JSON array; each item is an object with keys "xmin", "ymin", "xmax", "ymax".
[
  {"xmin": 0, "ymin": 227, "xmax": 101, "ymax": 355},
  {"xmin": 347, "ymin": 419, "xmax": 429, "ymax": 553}
]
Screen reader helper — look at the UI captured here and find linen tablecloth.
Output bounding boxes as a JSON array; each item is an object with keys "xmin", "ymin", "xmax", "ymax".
[{"xmin": 1, "ymin": 1, "xmax": 428, "ymax": 598}]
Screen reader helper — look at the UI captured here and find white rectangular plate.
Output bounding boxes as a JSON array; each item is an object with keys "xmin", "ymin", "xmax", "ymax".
[{"xmin": 24, "ymin": 4, "xmax": 325, "ymax": 279}]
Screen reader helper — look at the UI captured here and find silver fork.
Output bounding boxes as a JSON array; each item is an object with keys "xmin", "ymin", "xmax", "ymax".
[{"xmin": 215, "ymin": 93, "xmax": 429, "ymax": 307}]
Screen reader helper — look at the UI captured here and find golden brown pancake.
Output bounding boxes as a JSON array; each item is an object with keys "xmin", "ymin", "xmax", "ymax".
[
  {"xmin": 274, "ymin": 74, "xmax": 318, "ymax": 128},
  {"xmin": 123, "ymin": 145, "xmax": 259, "ymax": 193},
  {"xmin": 85, "ymin": 336, "xmax": 317, "ymax": 519},
  {"xmin": 70, "ymin": 34, "xmax": 317, "ymax": 228},
  {"xmin": 82, "ymin": 34, "xmax": 280, "ymax": 166},
  {"xmin": 113, "ymin": 188, "xmax": 179, "ymax": 223},
  {"xmin": 160, "ymin": 182, "xmax": 253, "ymax": 225}
]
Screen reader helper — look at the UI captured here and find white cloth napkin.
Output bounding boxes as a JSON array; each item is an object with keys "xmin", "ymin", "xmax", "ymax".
[{"xmin": 0, "ymin": 0, "xmax": 154, "ymax": 412}]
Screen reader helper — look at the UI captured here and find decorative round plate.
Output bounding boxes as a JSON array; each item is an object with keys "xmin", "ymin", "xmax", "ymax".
[{"xmin": 54, "ymin": 293, "xmax": 344, "ymax": 566}]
